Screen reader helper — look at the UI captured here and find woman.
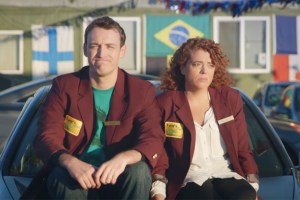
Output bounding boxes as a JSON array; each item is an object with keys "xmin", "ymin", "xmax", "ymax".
[{"xmin": 151, "ymin": 38, "xmax": 259, "ymax": 200}]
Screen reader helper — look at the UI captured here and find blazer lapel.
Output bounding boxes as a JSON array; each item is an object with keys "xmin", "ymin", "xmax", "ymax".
[
  {"xmin": 174, "ymin": 91, "xmax": 196, "ymax": 162},
  {"xmin": 105, "ymin": 69, "xmax": 128, "ymax": 144},
  {"xmin": 209, "ymin": 87, "xmax": 237, "ymax": 154},
  {"xmin": 77, "ymin": 69, "xmax": 94, "ymax": 142}
]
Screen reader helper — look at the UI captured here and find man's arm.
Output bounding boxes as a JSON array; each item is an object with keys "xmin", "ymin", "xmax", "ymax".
[{"xmin": 93, "ymin": 150, "xmax": 142, "ymax": 187}]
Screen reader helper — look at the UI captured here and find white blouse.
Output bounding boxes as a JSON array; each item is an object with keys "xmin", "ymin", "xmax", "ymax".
[{"xmin": 183, "ymin": 106, "xmax": 243, "ymax": 187}]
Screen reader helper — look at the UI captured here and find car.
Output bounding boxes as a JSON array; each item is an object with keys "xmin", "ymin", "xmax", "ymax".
[
  {"xmin": 0, "ymin": 76, "xmax": 54, "ymax": 150},
  {"xmin": 268, "ymin": 84, "xmax": 300, "ymax": 164},
  {"xmin": 0, "ymin": 73, "xmax": 161, "ymax": 150},
  {"xmin": 0, "ymin": 73, "xmax": 160, "ymax": 112},
  {"xmin": 0, "ymin": 86, "xmax": 299, "ymax": 199},
  {"xmin": 252, "ymin": 81, "xmax": 298, "ymax": 117}
]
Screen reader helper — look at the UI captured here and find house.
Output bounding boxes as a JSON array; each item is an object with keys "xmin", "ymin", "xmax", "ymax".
[{"xmin": 0, "ymin": 0, "xmax": 299, "ymax": 96}]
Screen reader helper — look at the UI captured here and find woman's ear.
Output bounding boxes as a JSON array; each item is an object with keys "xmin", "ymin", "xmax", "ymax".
[{"xmin": 180, "ymin": 65, "xmax": 186, "ymax": 75}]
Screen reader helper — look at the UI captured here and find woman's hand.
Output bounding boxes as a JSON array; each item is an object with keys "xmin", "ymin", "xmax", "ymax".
[{"xmin": 152, "ymin": 194, "xmax": 165, "ymax": 200}]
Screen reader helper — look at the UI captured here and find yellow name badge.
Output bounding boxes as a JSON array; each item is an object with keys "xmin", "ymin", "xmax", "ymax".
[
  {"xmin": 165, "ymin": 122, "xmax": 183, "ymax": 138},
  {"xmin": 64, "ymin": 115, "xmax": 83, "ymax": 136}
]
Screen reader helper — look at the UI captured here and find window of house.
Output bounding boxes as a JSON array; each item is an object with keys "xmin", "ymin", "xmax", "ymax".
[
  {"xmin": 0, "ymin": 31, "xmax": 24, "ymax": 74},
  {"xmin": 82, "ymin": 17, "xmax": 141, "ymax": 74},
  {"xmin": 213, "ymin": 16, "xmax": 270, "ymax": 74}
]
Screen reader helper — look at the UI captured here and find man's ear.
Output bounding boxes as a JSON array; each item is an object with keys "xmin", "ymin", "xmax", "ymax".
[
  {"xmin": 120, "ymin": 45, "xmax": 126, "ymax": 58},
  {"xmin": 83, "ymin": 43, "xmax": 87, "ymax": 57}
]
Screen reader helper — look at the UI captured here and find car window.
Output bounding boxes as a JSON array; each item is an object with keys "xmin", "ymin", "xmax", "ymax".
[
  {"xmin": 243, "ymin": 102, "xmax": 284, "ymax": 177},
  {"xmin": 8, "ymin": 104, "xmax": 44, "ymax": 177},
  {"xmin": 265, "ymin": 85, "xmax": 288, "ymax": 107},
  {"xmin": 281, "ymin": 88, "xmax": 293, "ymax": 109}
]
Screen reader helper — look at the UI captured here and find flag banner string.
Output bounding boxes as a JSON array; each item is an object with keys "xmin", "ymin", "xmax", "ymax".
[{"xmin": 151, "ymin": 0, "xmax": 300, "ymax": 16}]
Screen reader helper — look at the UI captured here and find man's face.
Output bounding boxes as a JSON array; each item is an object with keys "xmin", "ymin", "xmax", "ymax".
[{"xmin": 84, "ymin": 27, "xmax": 126, "ymax": 78}]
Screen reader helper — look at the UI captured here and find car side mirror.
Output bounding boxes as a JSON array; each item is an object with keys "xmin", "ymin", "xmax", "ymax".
[{"xmin": 272, "ymin": 105, "xmax": 291, "ymax": 119}]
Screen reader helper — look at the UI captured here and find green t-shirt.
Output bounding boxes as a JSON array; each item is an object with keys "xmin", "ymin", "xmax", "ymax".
[{"xmin": 79, "ymin": 86, "xmax": 114, "ymax": 166}]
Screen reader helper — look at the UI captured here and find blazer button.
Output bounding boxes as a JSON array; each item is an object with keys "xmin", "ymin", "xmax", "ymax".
[{"xmin": 152, "ymin": 153, "xmax": 158, "ymax": 159}]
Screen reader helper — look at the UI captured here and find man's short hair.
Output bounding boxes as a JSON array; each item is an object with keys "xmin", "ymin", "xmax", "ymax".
[{"xmin": 84, "ymin": 16, "xmax": 126, "ymax": 47}]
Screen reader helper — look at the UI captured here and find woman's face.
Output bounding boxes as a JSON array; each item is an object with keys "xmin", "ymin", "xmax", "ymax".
[{"xmin": 180, "ymin": 48, "xmax": 215, "ymax": 91}]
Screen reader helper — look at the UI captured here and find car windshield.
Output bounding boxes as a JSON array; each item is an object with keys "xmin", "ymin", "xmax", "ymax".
[
  {"xmin": 265, "ymin": 84, "xmax": 289, "ymax": 107},
  {"xmin": 242, "ymin": 100, "xmax": 284, "ymax": 177}
]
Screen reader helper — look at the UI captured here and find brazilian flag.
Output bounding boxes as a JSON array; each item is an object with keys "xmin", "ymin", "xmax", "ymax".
[{"xmin": 146, "ymin": 15, "xmax": 210, "ymax": 56}]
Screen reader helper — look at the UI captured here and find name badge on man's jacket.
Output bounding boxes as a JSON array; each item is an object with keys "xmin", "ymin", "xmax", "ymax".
[
  {"xmin": 64, "ymin": 115, "xmax": 82, "ymax": 136},
  {"xmin": 165, "ymin": 122, "xmax": 183, "ymax": 138}
]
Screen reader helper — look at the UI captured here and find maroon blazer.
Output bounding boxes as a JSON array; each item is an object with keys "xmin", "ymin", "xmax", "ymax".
[
  {"xmin": 155, "ymin": 86, "xmax": 258, "ymax": 200},
  {"xmin": 34, "ymin": 66, "xmax": 165, "ymax": 169}
]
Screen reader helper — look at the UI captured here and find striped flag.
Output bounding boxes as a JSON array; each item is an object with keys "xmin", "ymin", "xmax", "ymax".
[
  {"xmin": 31, "ymin": 25, "xmax": 74, "ymax": 79},
  {"xmin": 273, "ymin": 15, "xmax": 300, "ymax": 81}
]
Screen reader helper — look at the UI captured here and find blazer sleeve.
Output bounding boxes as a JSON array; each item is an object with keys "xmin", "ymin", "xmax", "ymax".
[
  {"xmin": 132, "ymin": 85, "xmax": 166, "ymax": 169},
  {"xmin": 151, "ymin": 93, "xmax": 170, "ymax": 179},
  {"xmin": 231, "ymin": 91, "xmax": 259, "ymax": 175},
  {"xmin": 34, "ymin": 78, "xmax": 69, "ymax": 164}
]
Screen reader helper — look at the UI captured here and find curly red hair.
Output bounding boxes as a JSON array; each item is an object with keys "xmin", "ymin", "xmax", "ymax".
[{"xmin": 160, "ymin": 37, "xmax": 234, "ymax": 91}]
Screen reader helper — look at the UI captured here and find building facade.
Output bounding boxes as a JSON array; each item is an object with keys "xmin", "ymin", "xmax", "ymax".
[{"xmin": 0, "ymin": 0, "xmax": 299, "ymax": 96}]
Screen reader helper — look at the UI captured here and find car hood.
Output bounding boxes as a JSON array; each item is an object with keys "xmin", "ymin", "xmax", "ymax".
[
  {"xmin": 0, "ymin": 176, "xmax": 12, "ymax": 199},
  {"xmin": 259, "ymin": 175, "xmax": 299, "ymax": 200}
]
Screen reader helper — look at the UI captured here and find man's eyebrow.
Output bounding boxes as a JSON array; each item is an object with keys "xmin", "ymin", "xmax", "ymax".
[{"xmin": 106, "ymin": 43, "xmax": 118, "ymax": 46}]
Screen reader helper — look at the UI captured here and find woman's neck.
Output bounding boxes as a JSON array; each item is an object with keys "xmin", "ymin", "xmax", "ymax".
[
  {"xmin": 185, "ymin": 89, "xmax": 209, "ymax": 103},
  {"xmin": 185, "ymin": 88, "xmax": 211, "ymax": 126}
]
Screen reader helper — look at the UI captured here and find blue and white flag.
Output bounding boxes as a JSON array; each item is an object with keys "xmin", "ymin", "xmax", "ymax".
[{"xmin": 31, "ymin": 25, "xmax": 74, "ymax": 79}]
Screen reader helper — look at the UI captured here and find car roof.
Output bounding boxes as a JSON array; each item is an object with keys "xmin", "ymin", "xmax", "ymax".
[
  {"xmin": 0, "ymin": 73, "xmax": 161, "ymax": 103},
  {"xmin": 0, "ymin": 76, "xmax": 55, "ymax": 103}
]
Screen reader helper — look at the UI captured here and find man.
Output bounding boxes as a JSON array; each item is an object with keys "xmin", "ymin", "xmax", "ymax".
[{"xmin": 33, "ymin": 16, "xmax": 165, "ymax": 199}]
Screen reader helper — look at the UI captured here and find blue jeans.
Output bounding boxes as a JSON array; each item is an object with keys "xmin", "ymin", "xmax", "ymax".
[{"xmin": 47, "ymin": 161, "xmax": 151, "ymax": 200}]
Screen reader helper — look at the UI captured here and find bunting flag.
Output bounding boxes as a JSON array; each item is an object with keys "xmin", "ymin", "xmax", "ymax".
[
  {"xmin": 146, "ymin": 15, "xmax": 210, "ymax": 56},
  {"xmin": 31, "ymin": 25, "xmax": 74, "ymax": 79},
  {"xmin": 273, "ymin": 15, "xmax": 300, "ymax": 81},
  {"xmin": 160, "ymin": 0, "xmax": 300, "ymax": 17}
]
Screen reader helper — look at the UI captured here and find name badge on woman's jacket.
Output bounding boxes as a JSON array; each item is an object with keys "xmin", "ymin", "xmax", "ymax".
[{"xmin": 165, "ymin": 122, "xmax": 183, "ymax": 138}]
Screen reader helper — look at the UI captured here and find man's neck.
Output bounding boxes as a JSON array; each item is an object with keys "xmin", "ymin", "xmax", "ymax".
[{"xmin": 90, "ymin": 72, "xmax": 117, "ymax": 90}]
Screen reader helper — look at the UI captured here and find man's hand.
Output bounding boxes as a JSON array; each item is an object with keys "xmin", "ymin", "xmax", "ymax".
[
  {"xmin": 59, "ymin": 153, "xmax": 97, "ymax": 190},
  {"xmin": 93, "ymin": 150, "xmax": 142, "ymax": 188}
]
